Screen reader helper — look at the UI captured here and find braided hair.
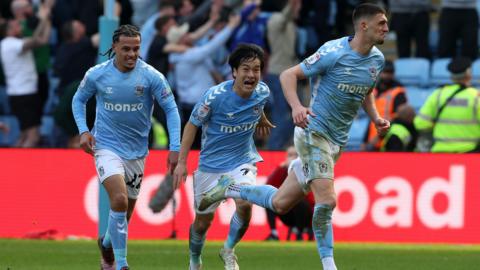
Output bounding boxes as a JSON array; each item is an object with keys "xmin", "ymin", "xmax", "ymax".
[{"xmin": 102, "ymin": 24, "xmax": 141, "ymax": 59}]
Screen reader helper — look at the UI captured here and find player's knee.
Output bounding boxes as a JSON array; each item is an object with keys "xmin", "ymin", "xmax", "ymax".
[
  {"xmin": 272, "ymin": 200, "xmax": 293, "ymax": 215},
  {"xmin": 110, "ymin": 193, "xmax": 128, "ymax": 211},
  {"xmin": 236, "ymin": 200, "xmax": 253, "ymax": 218},
  {"xmin": 194, "ymin": 218, "xmax": 213, "ymax": 234}
]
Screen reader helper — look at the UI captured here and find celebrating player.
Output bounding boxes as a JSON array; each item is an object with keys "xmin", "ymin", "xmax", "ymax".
[
  {"xmin": 72, "ymin": 25, "xmax": 181, "ymax": 270},
  {"xmin": 173, "ymin": 43, "xmax": 273, "ymax": 270},
  {"xmin": 198, "ymin": 3, "xmax": 390, "ymax": 270}
]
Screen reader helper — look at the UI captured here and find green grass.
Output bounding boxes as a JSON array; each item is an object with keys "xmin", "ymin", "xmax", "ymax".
[{"xmin": 0, "ymin": 239, "xmax": 479, "ymax": 269}]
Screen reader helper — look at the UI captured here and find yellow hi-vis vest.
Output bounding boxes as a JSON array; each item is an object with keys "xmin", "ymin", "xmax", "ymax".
[
  {"xmin": 414, "ymin": 84, "xmax": 480, "ymax": 153},
  {"xmin": 381, "ymin": 123, "xmax": 411, "ymax": 152}
]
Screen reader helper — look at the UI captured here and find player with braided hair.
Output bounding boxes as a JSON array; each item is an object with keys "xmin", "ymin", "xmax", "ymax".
[{"xmin": 72, "ymin": 24, "xmax": 181, "ymax": 270}]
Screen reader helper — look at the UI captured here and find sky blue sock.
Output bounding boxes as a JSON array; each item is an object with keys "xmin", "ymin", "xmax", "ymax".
[
  {"xmin": 240, "ymin": 185, "xmax": 277, "ymax": 211},
  {"xmin": 108, "ymin": 210, "xmax": 128, "ymax": 269},
  {"xmin": 102, "ymin": 230, "xmax": 112, "ymax": 248},
  {"xmin": 225, "ymin": 212, "xmax": 249, "ymax": 249},
  {"xmin": 312, "ymin": 204, "xmax": 334, "ymax": 259},
  {"xmin": 189, "ymin": 225, "xmax": 206, "ymax": 264}
]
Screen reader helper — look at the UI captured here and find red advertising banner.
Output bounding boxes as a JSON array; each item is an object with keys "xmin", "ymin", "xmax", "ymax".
[{"xmin": 1, "ymin": 149, "xmax": 479, "ymax": 243}]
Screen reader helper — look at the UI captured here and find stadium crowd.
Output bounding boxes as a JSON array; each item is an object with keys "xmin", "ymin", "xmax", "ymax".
[{"xmin": 0, "ymin": 0, "xmax": 479, "ymax": 153}]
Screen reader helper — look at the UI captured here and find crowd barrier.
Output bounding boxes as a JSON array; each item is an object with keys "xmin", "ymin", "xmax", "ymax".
[{"xmin": 1, "ymin": 149, "xmax": 478, "ymax": 243}]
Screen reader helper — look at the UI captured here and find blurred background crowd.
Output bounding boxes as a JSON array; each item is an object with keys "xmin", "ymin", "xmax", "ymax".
[{"xmin": 0, "ymin": 0, "xmax": 479, "ymax": 154}]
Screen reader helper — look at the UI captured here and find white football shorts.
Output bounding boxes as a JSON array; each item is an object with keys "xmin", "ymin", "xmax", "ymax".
[
  {"xmin": 193, "ymin": 163, "xmax": 257, "ymax": 214},
  {"xmin": 94, "ymin": 149, "xmax": 146, "ymax": 199}
]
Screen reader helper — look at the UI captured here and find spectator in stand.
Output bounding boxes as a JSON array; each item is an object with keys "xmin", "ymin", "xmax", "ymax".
[
  {"xmin": 265, "ymin": 0, "xmax": 300, "ymax": 150},
  {"xmin": 389, "ymin": 0, "xmax": 431, "ymax": 59},
  {"xmin": 130, "ymin": 0, "xmax": 159, "ymax": 27},
  {"xmin": 229, "ymin": 0, "xmax": 271, "ymax": 51},
  {"xmin": 54, "ymin": 20, "xmax": 98, "ymax": 96},
  {"xmin": 168, "ymin": 12, "xmax": 239, "ymax": 149},
  {"xmin": 380, "ymin": 104, "xmax": 417, "ymax": 152},
  {"xmin": 264, "ymin": 145, "xmax": 314, "ymax": 241},
  {"xmin": 11, "ymin": 0, "xmax": 51, "ymax": 113},
  {"xmin": 52, "ymin": 20, "xmax": 99, "ymax": 148},
  {"xmin": 0, "ymin": 1, "xmax": 51, "ymax": 147},
  {"xmin": 140, "ymin": 0, "xmax": 215, "ymax": 60},
  {"xmin": 362, "ymin": 60, "xmax": 407, "ymax": 151},
  {"xmin": 437, "ymin": 0, "xmax": 478, "ymax": 60},
  {"xmin": 140, "ymin": 1, "xmax": 176, "ymax": 60}
]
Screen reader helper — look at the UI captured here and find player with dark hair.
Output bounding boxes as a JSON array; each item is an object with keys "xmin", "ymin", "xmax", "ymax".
[
  {"xmin": 199, "ymin": 4, "xmax": 390, "ymax": 269},
  {"xmin": 72, "ymin": 24, "xmax": 181, "ymax": 270},
  {"xmin": 173, "ymin": 43, "xmax": 273, "ymax": 270}
]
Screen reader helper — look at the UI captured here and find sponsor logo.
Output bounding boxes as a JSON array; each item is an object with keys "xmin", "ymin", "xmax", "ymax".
[
  {"xmin": 226, "ymin": 112, "xmax": 235, "ymax": 119},
  {"xmin": 337, "ymin": 83, "xmax": 370, "ymax": 95},
  {"xmin": 105, "ymin": 87, "xmax": 113, "ymax": 94},
  {"xmin": 98, "ymin": 166, "xmax": 104, "ymax": 177},
  {"xmin": 306, "ymin": 52, "xmax": 321, "ymax": 65},
  {"xmin": 344, "ymin": 67, "xmax": 353, "ymax": 75},
  {"xmin": 161, "ymin": 86, "xmax": 172, "ymax": 99},
  {"xmin": 220, "ymin": 121, "xmax": 257, "ymax": 133},
  {"xmin": 117, "ymin": 221, "xmax": 127, "ymax": 234},
  {"xmin": 104, "ymin": 102, "xmax": 144, "ymax": 112}
]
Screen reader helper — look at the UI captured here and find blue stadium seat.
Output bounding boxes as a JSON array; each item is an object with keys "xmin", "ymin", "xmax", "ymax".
[
  {"xmin": 40, "ymin": 115, "xmax": 56, "ymax": 147},
  {"xmin": 0, "ymin": 115, "xmax": 20, "ymax": 146},
  {"xmin": 0, "ymin": 86, "xmax": 9, "ymax": 114},
  {"xmin": 430, "ymin": 58, "xmax": 452, "ymax": 86},
  {"xmin": 471, "ymin": 59, "xmax": 480, "ymax": 86},
  {"xmin": 394, "ymin": 58, "xmax": 430, "ymax": 87},
  {"xmin": 346, "ymin": 117, "xmax": 369, "ymax": 151},
  {"xmin": 406, "ymin": 86, "xmax": 434, "ymax": 112}
]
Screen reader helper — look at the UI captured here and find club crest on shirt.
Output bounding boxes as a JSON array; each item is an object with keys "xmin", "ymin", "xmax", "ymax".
[
  {"xmin": 319, "ymin": 162, "xmax": 328, "ymax": 174},
  {"xmin": 135, "ymin": 85, "xmax": 144, "ymax": 97},
  {"xmin": 253, "ymin": 105, "xmax": 261, "ymax": 115},
  {"xmin": 369, "ymin": 66, "xmax": 377, "ymax": 81}
]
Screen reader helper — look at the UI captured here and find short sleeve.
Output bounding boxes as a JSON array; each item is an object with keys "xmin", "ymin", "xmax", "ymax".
[
  {"xmin": 190, "ymin": 91, "xmax": 214, "ymax": 126},
  {"xmin": 300, "ymin": 48, "xmax": 336, "ymax": 78}
]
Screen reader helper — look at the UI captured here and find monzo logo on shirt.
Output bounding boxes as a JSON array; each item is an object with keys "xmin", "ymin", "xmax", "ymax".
[{"xmin": 104, "ymin": 102, "xmax": 144, "ymax": 112}]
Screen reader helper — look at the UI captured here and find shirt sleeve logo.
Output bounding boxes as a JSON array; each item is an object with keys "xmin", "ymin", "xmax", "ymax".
[
  {"xmin": 305, "ymin": 52, "xmax": 321, "ymax": 65},
  {"xmin": 195, "ymin": 103, "xmax": 210, "ymax": 122}
]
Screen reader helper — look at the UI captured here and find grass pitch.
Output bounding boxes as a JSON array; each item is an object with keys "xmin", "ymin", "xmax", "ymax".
[{"xmin": 0, "ymin": 239, "xmax": 479, "ymax": 269}]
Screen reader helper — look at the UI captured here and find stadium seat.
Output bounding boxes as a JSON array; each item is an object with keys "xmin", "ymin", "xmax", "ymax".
[
  {"xmin": 40, "ymin": 116, "xmax": 56, "ymax": 147},
  {"xmin": 471, "ymin": 59, "xmax": 480, "ymax": 86},
  {"xmin": 406, "ymin": 86, "xmax": 434, "ymax": 112},
  {"xmin": 430, "ymin": 58, "xmax": 452, "ymax": 86},
  {"xmin": 0, "ymin": 115, "xmax": 20, "ymax": 147},
  {"xmin": 346, "ymin": 117, "xmax": 369, "ymax": 151},
  {"xmin": 394, "ymin": 58, "xmax": 430, "ymax": 87}
]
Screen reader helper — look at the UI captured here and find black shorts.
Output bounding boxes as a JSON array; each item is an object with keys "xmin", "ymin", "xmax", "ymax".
[{"xmin": 9, "ymin": 93, "xmax": 42, "ymax": 130}]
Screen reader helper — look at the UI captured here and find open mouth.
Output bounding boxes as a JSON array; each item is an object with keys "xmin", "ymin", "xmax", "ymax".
[{"xmin": 243, "ymin": 80, "xmax": 256, "ymax": 87}]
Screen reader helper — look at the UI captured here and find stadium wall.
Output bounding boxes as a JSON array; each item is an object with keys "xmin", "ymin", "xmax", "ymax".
[{"xmin": 1, "ymin": 149, "xmax": 479, "ymax": 244}]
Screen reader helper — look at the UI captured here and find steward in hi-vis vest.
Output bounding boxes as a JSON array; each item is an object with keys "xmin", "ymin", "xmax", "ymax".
[
  {"xmin": 381, "ymin": 104, "xmax": 417, "ymax": 151},
  {"xmin": 363, "ymin": 60, "xmax": 407, "ymax": 150},
  {"xmin": 414, "ymin": 57, "xmax": 480, "ymax": 153}
]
